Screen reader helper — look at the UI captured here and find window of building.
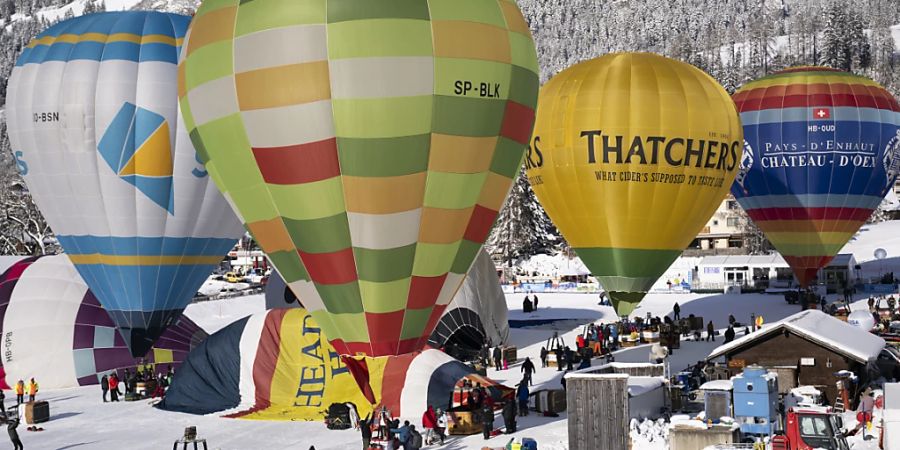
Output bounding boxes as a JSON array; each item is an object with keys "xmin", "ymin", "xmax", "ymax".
[
  {"xmin": 727, "ymin": 200, "xmax": 738, "ymax": 210},
  {"xmin": 727, "ymin": 217, "xmax": 740, "ymax": 227}
]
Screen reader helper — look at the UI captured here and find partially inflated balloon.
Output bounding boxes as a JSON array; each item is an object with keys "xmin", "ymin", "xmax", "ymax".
[
  {"xmin": 526, "ymin": 53, "xmax": 742, "ymax": 315},
  {"xmin": 732, "ymin": 67, "xmax": 900, "ymax": 287},
  {"xmin": 179, "ymin": 0, "xmax": 539, "ymax": 356},
  {"xmin": 5, "ymin": 12, "xmax": 245, "ymax": 357}
]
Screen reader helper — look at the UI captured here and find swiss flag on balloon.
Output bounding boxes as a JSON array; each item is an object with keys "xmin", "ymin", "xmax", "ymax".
[{"xmin": 813, "ymin": 107, "xmax": 831, "ymax": 119}]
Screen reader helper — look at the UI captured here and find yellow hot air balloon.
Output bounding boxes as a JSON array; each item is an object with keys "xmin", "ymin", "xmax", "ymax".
[{"xmin": 526, "ymin": 53, "xmax": 742, "ymax": 315}]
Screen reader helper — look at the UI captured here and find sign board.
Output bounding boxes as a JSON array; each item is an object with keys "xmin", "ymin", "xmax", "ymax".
[
  {"xmin": 800, "ymin": 357, "xmax": 815, "ymax": 367},
  {"xmin": 728, "ymin": 359, "xmax": 746, "ymax": 369}
]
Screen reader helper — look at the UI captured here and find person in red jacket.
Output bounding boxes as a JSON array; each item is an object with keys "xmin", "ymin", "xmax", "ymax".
[
  {"xmin": 108, "ymin": 374, "xmax": 121, "ymax": 402},
  {"xmin": 422, "ymin": 405, "xmax": 437, "ymax": 445}
]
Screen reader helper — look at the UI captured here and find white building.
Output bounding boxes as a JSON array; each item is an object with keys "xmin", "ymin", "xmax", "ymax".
[{"xmin": 695, "ymin": 253, "xmax": 856, "ymax": 290}]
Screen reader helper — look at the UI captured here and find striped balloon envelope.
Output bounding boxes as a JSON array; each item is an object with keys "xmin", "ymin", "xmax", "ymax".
[
  {"xmin": 178, "ymin": 0, "xmax": 539, "ymax": 356},
  {"xmin": 159, "ymin": 307, "xmax": 510, "ymax": 421},
  {"xmin": 5, "ymin": 12, "xmax": 245, "ymax": 357},
  {"xmin": 732, "ymin": 67, "xmax": 900, "ymax": 287}
]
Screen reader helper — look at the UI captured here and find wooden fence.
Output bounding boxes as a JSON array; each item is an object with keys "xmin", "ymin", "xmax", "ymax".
[{"xmin": 566, "ymin": 373, "xmax": 629, "ymax": 450}]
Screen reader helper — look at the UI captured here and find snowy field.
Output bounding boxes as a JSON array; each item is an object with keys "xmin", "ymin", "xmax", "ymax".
[
  {"xmin": 5, "ymin": 222, "xmax": 900, "ymax": 449},
  {"xmin": 12, "ymin": 288, "xmax": 880, "ymax": 450}
]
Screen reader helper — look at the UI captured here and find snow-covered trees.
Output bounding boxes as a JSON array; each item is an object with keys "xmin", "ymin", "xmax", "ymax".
[
  {"xmin": 486, "ymin": 167, "xmax": 562, "ymax": 266},
  {"xmin": 0, "ymin": 0, "xmax": 897, "ymax": 259},
  {"xmin": 820, "ymin": 2, "xmax": 871, "ymax": 71}
]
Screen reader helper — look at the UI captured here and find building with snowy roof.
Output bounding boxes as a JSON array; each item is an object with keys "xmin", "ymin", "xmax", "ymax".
[
  {"xmin": 705, "ymin": 309, "xmax": 888, "ymax": 407},
  {"xmin": 695, "ymin": 253, "xmax": 856, "ymax": 290}
]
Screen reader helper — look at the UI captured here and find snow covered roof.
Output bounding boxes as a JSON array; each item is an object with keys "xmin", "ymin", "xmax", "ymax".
[
  {"xmin": 699, "ymin": 253, "xmax": 855, "ymax": 268},
  {"xmin": 700, "ymin": 380, "xmax": 733, "ymax": 391},
  {"xmin": 699, "ymin": 254, "xmax": 786, "ymax": 266},
  {"xmin": 627, "ymin": 376, "xmax": 665, "ymax": 397},
  {"xmin": 706, "ymin": 309, "xmax": 885, "ymax": 363}
]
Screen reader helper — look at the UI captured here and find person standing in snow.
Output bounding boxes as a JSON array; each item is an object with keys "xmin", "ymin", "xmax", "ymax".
[
  {"xmin": 516, "ymin": 382, "xmax": 530, "ymax": 417},
  {"xmin": 109, "ymin": 373, "xmax": 121, "ymax": 402},
  {"xmin": 25, "ymin": 379, "xmax": 37, "ymax": 403},
  {"xmin": 5, "ymin": 414, "xmax": 22, "ymax": 450},
  {"xmin": 555, "ymin": 347, "xmax": 564, "ymax": 371},
  {"xmin": 14, "ymin": 381, "xmax": 23, "ymax": 405},
  {"xmin": 522, "ymin": 296, "xmax": 532, "ymax": 313},
  {"xmin": 493, "ymin": 346, "xmax": 503, "ymax": 371},
  {"xmin": 481, "ymin": 404, "xmax": 494, "ymax": 440},
  {"xmin": 421, "ymin": 406, "xmax": 437, "ymax": 445},
  {"xmin": 521, "ymin": 357, "xmax": 535, "ymax": 386},
  {"xmin": 502, "ymin": 399, "xmax": 517, "ymax": 433},
  {"xmin": 540, "ymin": 347, "xmax": 548, "ymax": 368},
  {"xmin": 100, "ymin": 375, "xmax": 109, "ymax": 403},
  {"xmin": 672, "ymin": 302, "xmax": 681, "ymax": 320},
  {"xmin": 724, "ymin": 325, "xmax": 735, "ymax": 343},
  {"xmin": 434, "ymin": 409, "xmax": 447, "ymax": 444},
  {"xmin": 706, "ymin": 321, "xmax": 715, "ymax": 342},
  {"xmin": 533, "ymin": 295, "xmax": 539, "ymax": 310}
]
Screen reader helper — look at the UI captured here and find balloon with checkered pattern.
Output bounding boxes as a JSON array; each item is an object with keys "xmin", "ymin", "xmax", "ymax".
[{"xmin": 178, "ymin": 0, "xmax": 539, "ymax": 356}]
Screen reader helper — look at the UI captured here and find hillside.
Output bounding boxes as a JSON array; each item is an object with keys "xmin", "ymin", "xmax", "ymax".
[{"xmin": 0, "ymin": 0, "xmax": 898, "ymax": 259}]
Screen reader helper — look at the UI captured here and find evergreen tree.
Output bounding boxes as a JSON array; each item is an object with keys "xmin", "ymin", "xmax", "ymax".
[{"xmin": 485, "ymin": 167, "xmax": 562, "ymax": 266}]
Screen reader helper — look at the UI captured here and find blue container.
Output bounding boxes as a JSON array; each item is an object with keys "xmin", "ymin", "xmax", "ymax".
[
  {"xmin": 732, "ymin": 367, "xmax": 779, "ymax": 436},
  {"xmin": 522, "ymin": 438, "xmax": 537, "ymax": 450}
]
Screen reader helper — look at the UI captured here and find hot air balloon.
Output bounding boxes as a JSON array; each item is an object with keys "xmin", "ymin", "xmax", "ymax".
[
  {"xmin": 0, "ymin": 255, "xmax": 207, "ymax": 389},
  {"xmin": 179, "ymin": 0, "xmax": 539, "ymax": 356},
  {"xmin": 5, "ymin": 12, "xmax": 245, "ymax": 357},
  {"xmin": 732, "ymin": 67, "xmax": 900, "ymax": 288},
  {"xmin": 526, "ymin": 53, "xmax": 743, "ymax": 315}
]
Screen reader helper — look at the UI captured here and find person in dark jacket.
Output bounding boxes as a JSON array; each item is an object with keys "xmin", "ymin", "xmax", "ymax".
[
  {"xmin": 564, "ymin": 347, "xmax": 574, "ymax": 371},
  {"xmin": 724, "ymin": 326, "xmax": 736, "ymax": 343},
  {"xmin": 523, "ymin": 296, "xmax": 532, "ymax": 313},
  {"xmin": 706, "ymin": 320, "xmax": 715, "ymax": 342},
  {"xmin": 100, "ymin": 375, "xmax": 109, "ymax": 403},
  {"xmin": 673, "ymin": 302, "xmax": 681, "ymax": 320},
  {"xmin": 540, "ymin": 346, "xmax": 548, "ymax": 368},
  {"xmin": 6, "ymin": 414, "xmax": 22, "ymax": 450},
  {"xmin": 521, "ymin": 357, "xmax": 535, "ymax": 386},
  {"xmin": 481, "ymin": 404, "xmax": 494, "ymax": 440},
  {"xmin": 533, "ymin": 295, "xmax": 539, "ymax": 310},
  {"xmin": 493, "ymin": 346, "xmax": 503, "ymax": 371},
  {"xmin": 359, "ymin": 413, "xmax": 372, "ymax": 450},
  {"xmin": 555, "ymin": 348, "xmax": 563, "ymax": 371},
  {"xmin": 502, "ymin": 400, "xmax": 517, "ymax": 433}
]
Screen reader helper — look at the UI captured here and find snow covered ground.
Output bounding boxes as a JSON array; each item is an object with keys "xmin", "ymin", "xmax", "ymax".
[{"xmin": 5, "ymin": 287, "xmax": 892, "ymax": 449}]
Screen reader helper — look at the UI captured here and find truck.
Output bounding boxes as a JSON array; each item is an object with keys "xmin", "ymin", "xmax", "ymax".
[{"xmin": 770, "ymin": 408, "xmax": 849, "ymax": 450}]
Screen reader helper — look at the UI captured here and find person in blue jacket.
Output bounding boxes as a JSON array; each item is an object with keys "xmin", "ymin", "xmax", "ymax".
[
  {"xmin": 390, "ymin": 420, "xmax": 411, "ymax": 449},
  {"xmin": 516, "ymin": 382, "xmax": 530, "ymax": 417}
]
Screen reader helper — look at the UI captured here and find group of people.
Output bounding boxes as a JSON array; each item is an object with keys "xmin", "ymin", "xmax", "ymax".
[
  {"xmin": 358, "ymin": 406, "xmax": 448, "ymax": 450},
  {"xmin": 100, "ymin": 365, "xmax": 174, "ymax": 403},
  {"xmin": 0, "ymin": 379, "xmax": 36, "ymax": 450},
  {"xmin": 522, "ymin": 294, "xmax": 539, "ymax": 313}
]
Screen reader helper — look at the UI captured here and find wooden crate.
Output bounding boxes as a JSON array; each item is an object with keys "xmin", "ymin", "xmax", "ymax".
[
  {"xmin": 447, "ymin": 410, "xmax": 482, "ymax": 435},
  {"xmin": 24, "ymin": 401, "xmax": 49, "ymax": 424},
  {"xmin": 501, "ymin": 346, "xmax": 517, "ymax": 364}
]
